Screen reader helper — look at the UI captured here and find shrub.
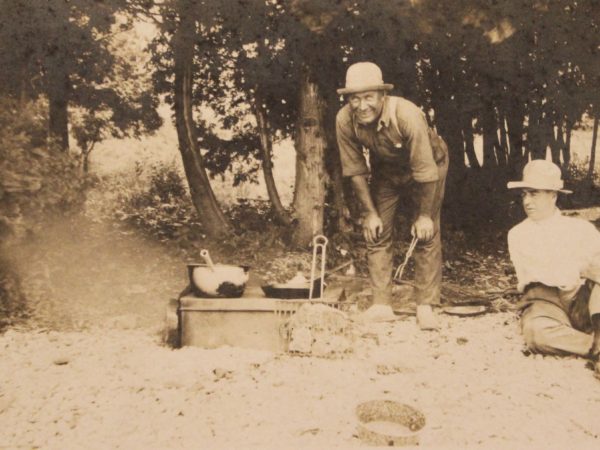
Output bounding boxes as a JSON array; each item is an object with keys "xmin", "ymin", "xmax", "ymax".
[
  {"xmin": 0, "ymin": 98, "xmax": 87, "ymax": 327},
  {"xmin": 95, "ymin": 162, "xmax": 203, "ymax": 241},
  {"xmin": 563, "ymin": 155, "xmax": 600, "ymax": 208},
  {"xmin": 0, "ymin": 98, "xmax": 87, "ymax": 242}
]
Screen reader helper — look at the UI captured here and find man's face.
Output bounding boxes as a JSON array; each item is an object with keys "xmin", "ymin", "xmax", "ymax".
[
  {"xmin": 521, "ymin": 189, "xmax": 557, "ymax": 221},
  {"xmin": 348, "ymin": 90, "xmax": 385, "ymax": 125}
]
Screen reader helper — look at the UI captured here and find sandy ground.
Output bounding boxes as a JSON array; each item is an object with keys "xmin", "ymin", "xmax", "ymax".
[
  {"xmin": 2, "ymin": 216, "xmax": 600, "ymax": 449},
  {"xmin": 2, "ymin": 312, "xmax": 600, "ymax": 449}
]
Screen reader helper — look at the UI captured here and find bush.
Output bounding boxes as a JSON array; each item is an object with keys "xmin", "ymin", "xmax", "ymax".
[
  {"xmin": 0, "ymin": 255, "xmax": 28, "ymax": 330},
  {"xmin": 92, "ymin": 162, "xmax": 203, "ymax": 241},
  {"xmin": 563, "ymin": 155, "xmax": 600, "ymax": 208},
  {"xmin": 0, "ymin": 98, "xmax": 87, "ymax": 242},
  {"xmin": 0, "ymin": 98, "xmax": 87, "ymax": 327}
]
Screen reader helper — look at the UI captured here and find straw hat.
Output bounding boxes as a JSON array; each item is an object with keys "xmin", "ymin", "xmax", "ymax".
[
  {"xmin": 507, "ymin": 159, "xmax": 572, "ymax": 194},
  {"xmin": 337, "ymin": 62, "xmax": 394, "ymax": 95}
]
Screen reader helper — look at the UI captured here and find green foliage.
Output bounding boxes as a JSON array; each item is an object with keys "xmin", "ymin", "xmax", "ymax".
[
  {"xmin": 560, "ymin": 155, "xmax": 600, "ymax": 207},
  {"xmin": 0, "ymin": 0, "xmax": 119, "ymax": 100},
  {"xmin": 0, "ymin": 1, "xmax": 161, "ymax": 154},
  {"xmin": 140, "ymin": 0, "xmax": 600, "ymax": 236},
  {"xmin": 0, "ymin": 99, "xmax": 87, "ymax": 240},
  {"xmin": 94, "ymin": 163, "xmax": 203, "ymax": 241},
  {"xmin": 0, "ymin": 254, "xmax": 28, "ymax": 330},
  {"xmin": 566, "ymin": 155, "xmax": 595, "ymax": 184}
]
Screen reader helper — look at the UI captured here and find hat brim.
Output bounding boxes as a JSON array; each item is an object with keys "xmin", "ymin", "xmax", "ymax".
[
  {"xmin": 507, "ymin": 181, "xmax": 572, "ymax": 194},
  {"xmin": 337, "ymin": 83, "xmax": 394, "ymax": 95}
]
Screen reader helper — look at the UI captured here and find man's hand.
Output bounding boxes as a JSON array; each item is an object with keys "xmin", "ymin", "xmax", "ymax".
[
  {"xmin": 363, "ymin": 212, "xmax": 383, "ymax": 244},
  {"xmin": 412, "ymin": 215, "xmax": 434, "ymax": 242}
]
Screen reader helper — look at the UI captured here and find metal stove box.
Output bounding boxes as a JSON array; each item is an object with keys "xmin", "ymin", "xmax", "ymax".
[{"xmin": 177, "ymin": 285, "xmax": 344, "ymax": 352}]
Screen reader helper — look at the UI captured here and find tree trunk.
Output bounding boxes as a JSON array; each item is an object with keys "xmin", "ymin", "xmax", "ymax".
[
  {"xmin": 481, "ymin": 107, "xmax": 497, "ymax": 168},
  {"xmin": 563, "ymin": 119, "xmax": 573, "ymax": 176},
  {"xmin": 82, "ymin": 153, "xmax": 89, "ymax": 173},
  {"xmin": 81, "ymin": 142, "xmax": 95, "ymax": 174},
  {"xmin": 546, "ymin": 118, "xmax": 561, "ymax": 165},
  {"xmin": 48, "ymin": 77, "xmax": 70, "ymax": 152},
  {"xmin": 436, "ymin": 102, "xmax": 465, "ymax": 176},
  {"xmin": 46, "ymin": 1, "xmax": 70, "ymax": 152},
  {"xmin": 291, "ymin": 65, "xmax": 327, "ymax": 247},
  {"xmin": 506, "ymin": 100, "xmax": 525, "ymax": 177},
  {"xmin": 462, "ymin": 114, "xmax": 480, "ymax": 169},
  {"xmin": 527, "ymin": 102, "xmax": 545, "ymax": 159},
  {"xmin": 19, "ymin": 66, "xmax": 29, "ymax": 109},
  {"xmin": 253, "ymin": 97, "xmax": 291, "ymax": 225},
  {"xmin": 587, "ymin": 115, "xmax": 599, "ymax": 186},
  {"xmin": 556, "ymin": 122, "xmax": 565, "ymax": 158},
  {"xmin": 498, "ymin": 114, "xmax": 509, "ymax": 166},
  {"xmin": 494, "ymin": 136, "xmax": 506, "ymax": 167},
  {"xmin": 173, "ymin": 1, "xmax": 230, "ymax": 238},
  {"xmin": 433, "ymin": 95, "xmax": 465, "ymax": 210}
]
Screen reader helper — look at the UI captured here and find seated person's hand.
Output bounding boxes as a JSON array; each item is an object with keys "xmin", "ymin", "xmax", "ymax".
[{"xmin": 581, "ymin": 251, "xmax": 600, "ymax": 285}]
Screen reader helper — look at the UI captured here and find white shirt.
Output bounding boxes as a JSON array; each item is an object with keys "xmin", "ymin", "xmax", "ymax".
[{"xmin": 508, "ymin": 209, "xmax": 600, "ymax": 292}]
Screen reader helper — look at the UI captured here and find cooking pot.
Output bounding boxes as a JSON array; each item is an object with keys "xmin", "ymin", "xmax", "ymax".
[{"xmin": 187, "ymin": 249, "xmax": 250, "ymax": 298}]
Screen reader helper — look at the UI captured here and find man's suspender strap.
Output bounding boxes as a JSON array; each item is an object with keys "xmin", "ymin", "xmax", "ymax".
[
  {"xmin": 387, "ymin": 96, "xmax": 448, "ymax": 165},
  {"xmin": 387, "ymin": 96, "xmax": 401, "ymax": 139}
]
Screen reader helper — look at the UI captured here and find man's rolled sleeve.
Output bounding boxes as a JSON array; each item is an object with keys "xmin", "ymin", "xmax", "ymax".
[
  {"xmin": 399, "ymin": 106, "xmax": 439, "ymax": 183},
  {"xmin": 336, "ymin": 110, "xmax": 369, "ymax": 178}
]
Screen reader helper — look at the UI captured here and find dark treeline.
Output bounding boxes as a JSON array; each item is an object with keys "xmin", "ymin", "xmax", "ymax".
[{"xmin": 1, "ymin": 0, "xmax": 599, "ymax": 246}]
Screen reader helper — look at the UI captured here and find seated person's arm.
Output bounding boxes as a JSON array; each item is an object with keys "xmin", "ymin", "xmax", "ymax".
[{"xmin": 579, "ymin": 222, "xmax": 600, "ymax": 283}]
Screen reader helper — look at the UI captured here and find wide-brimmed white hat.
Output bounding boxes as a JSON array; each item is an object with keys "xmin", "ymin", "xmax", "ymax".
[
  {"xmin": 337, "ymin": 62, "xmax": 394, "ymax": 95},
  {"xmin": 507, "ymin": 159, "xmax": 572, "ymax": 194}
]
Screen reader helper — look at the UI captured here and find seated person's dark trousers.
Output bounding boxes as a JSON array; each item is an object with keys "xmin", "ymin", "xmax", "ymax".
[{"xmin": 518, "ymin": 281, "xmax": 598, "ymax": 356}]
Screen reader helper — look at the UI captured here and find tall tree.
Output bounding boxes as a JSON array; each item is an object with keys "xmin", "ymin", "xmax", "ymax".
[
  {"xmin": 291, "ymin": 65, "xmax": 328, "ymax": 245},
  {"xmin": 287, "ymin": 0, "xmax": 348, "ymax": 246},
  {"xmin": 253, "ymin": 96, "xmax": 291, "ymax": 225},
  {"xmin": 588, "ymin": 115, "xmax": 599, "ymax": 187},
  {"xmin": 171, "ymin": 0, "xmax": 231, "ymax": 237},
  {"xmin": 0, "ymin": 0, "xmax": 160, "ymax": 154}
]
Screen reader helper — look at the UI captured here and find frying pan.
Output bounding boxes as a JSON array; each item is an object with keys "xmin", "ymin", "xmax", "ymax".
[
  {"xmin": 261, "ymin": 260, "xmax": 353, "ymax": 300},
  {"xmin": 261, "ymin": 278, "xmax": 325, "ymax": 299}
]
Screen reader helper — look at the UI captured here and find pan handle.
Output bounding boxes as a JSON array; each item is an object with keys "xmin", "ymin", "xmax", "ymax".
[
  {"xmin": 200, "ymin": 249, "xmax": 215, "ymax": 270},
  {"xmin": 309, "ymin": 235, "xmax": 328, "ymax": 300}
]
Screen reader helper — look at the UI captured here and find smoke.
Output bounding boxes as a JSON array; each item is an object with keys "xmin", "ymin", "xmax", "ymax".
[{"xmin": 4, "ymin": 213, "xmax": 187, "ymax": 332}]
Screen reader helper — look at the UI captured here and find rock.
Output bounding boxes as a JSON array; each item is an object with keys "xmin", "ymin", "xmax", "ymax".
[
  {"xmin": 288, "ymin": 326, "xmax": 312, "ymax": 353},
  {"xmin": 377, "ymin": 364, "xmax": 408, "ymax": 375},
  {"xmin": 213, "ymin": 368, "xmax": 233, "ymax": 380}
]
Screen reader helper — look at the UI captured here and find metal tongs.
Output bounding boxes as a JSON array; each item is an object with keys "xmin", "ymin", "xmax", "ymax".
[
  {"xmin": 393, "ymin": 235, "xmax": 418, "ymax": 283},
  {"xmin": 309, "ymin": 234, "xmax": 328, "ymax": 300}
]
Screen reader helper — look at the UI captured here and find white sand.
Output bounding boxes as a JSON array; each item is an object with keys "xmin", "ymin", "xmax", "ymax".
[{"xmin": 2, "ymin": 312, "xmax": 600, "ymax": 449}]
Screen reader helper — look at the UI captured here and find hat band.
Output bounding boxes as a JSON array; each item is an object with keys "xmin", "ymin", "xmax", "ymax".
[{"xmin": 337, "ymin": 83, "xmax": 394, "ymax": 95}]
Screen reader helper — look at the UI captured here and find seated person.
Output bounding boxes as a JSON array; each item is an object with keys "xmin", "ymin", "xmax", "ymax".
[{"xmin": 507, "ymin": 159, "xmax": 600, "ymax": 375}]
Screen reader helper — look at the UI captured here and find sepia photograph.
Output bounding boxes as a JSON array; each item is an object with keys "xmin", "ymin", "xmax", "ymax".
[{"xmin": 1, "ymin": 0, "xmax": 599, "ymax": 448}]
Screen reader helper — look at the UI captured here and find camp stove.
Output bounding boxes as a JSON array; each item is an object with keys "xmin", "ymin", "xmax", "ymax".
[{"xmin": 166, "ymin": 235, "xmax": 348, "ymax": 351}]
